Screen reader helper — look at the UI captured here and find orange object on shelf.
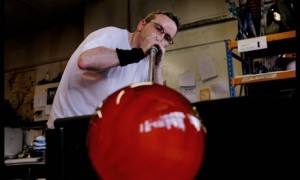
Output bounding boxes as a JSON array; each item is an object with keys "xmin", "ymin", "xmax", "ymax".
[
  {"xmin": 231, "ymin": 70, "xmax": 296, "ymax": 86},
  {"xmin": 228, "ymin": 30, "xmax": 296, "ymax": 50}
]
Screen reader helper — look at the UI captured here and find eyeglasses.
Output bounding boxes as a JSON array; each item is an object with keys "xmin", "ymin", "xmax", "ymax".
[{"xmin": 150, "ymin": 21, "xmax": 174, "ymax": 44}]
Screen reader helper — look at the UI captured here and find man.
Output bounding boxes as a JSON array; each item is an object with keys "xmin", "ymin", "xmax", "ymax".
[{"xmin": 47, "ymin": 10, "xmax": 180, "ymax": 129}]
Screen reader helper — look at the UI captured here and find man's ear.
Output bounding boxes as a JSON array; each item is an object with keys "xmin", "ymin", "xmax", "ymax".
[{"xmin": 137, "ymin": 19, "xmax": 146, "ymax": 32}]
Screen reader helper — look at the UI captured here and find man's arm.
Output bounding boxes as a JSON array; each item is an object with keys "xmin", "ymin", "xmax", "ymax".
[
  {"xmin": 78, "ymin": 47, "xmax": 120, "ymax": 71},
  {"xmin": 78, "ymin": 46, "xmax": 147, "ymax": 71}
]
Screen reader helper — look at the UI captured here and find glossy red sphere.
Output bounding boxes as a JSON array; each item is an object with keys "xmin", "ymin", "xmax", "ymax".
[{"xmin": 87, "ymin": 82, "xmax": 206, "ymax": 180}]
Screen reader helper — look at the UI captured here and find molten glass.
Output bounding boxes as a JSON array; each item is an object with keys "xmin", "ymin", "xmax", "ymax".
[{"xmin": 87, "ymin": 82, "xmax": 205, "ymax": 180}]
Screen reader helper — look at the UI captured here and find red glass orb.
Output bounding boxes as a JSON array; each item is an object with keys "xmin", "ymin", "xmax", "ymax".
[{"xmin": 87, "ymin": 82, "xmax": 206, "ymax": 180}]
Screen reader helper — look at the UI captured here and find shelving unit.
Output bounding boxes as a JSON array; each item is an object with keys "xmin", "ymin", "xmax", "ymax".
[{"xmin": 226, "ymin": 30, "xmax": 296, "ymax": 97}]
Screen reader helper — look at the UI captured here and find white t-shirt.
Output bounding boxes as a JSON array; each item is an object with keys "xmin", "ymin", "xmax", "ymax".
[{"xmin": 47, "ymin": 27, "xmax": 150, "ymax": 129}]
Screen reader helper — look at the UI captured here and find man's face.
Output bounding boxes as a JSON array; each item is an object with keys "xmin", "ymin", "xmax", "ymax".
[{"xmin": 139, "ymin": 14, "xmax": 178, "ymax": 48}]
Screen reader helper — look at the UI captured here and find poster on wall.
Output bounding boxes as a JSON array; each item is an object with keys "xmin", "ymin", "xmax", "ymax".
[
  {"xmin": 47, "ymin": 87, "xmax": 57, "ymax": 105},
  {"xmin": 5, "ymin": 69, "xmax": 36, "ymax": 121}
]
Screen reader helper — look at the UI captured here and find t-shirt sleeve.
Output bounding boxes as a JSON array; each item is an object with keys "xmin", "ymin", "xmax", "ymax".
[{"xmin": 82, "ymin": 27, "xmax": 124, "ymax": 52}]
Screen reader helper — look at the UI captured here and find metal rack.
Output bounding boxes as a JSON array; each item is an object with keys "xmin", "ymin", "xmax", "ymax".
[{"xmin": 226, "ymin": 30, "xmax": 296, "ymax": 97}]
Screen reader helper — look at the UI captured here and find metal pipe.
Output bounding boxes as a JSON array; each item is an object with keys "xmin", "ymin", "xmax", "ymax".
[{"xmin": 148, "ymin": 46, "xmax": 158, "ymax": 82}]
